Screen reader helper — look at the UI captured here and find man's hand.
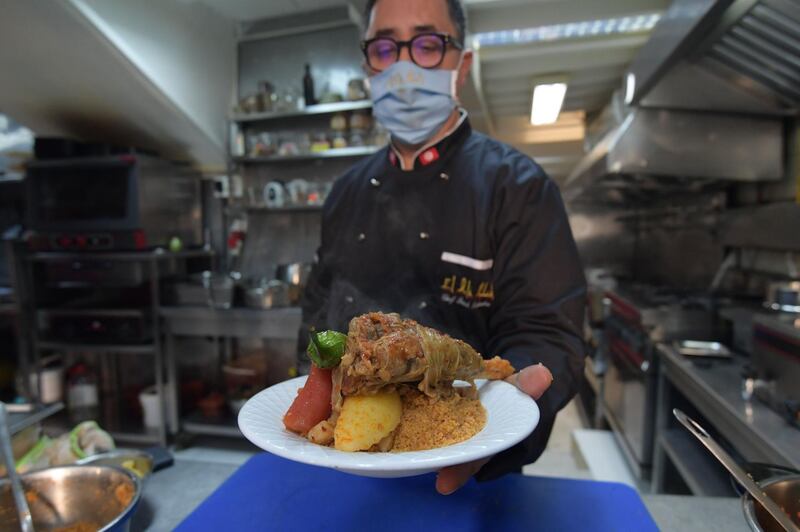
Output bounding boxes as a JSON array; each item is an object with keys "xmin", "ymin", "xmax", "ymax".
[{"xmin": 435, "ymin": 363, "xmax": 554, "ymax": 495}]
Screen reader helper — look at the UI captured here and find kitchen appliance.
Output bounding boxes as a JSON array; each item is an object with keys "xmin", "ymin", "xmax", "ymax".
[
  {"xmin": 751, "ymin": 313, "xmax": 800, "ymax": 427},
  {"xmin": 25, "ymin": 152, "xmax": 202, "ymax": 251},
  {"xmin": 565, "ymin": 0, "xmax": 797, "ymax": 201},
  {"xmin": 765, "ymin": 282, "xmax": 800, "ymax": 314},
  {"xmin": 602, "ymin": 285, "xmax": 715, "ymax": 479}
]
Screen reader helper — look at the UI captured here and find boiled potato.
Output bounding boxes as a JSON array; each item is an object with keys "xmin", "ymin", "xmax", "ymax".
[{"xmin": 334, "ymin": 391, "xmax": 402, "ymax": 452}]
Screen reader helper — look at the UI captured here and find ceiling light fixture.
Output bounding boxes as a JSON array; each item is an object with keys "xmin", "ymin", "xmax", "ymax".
[
  {"xmin": 624, "ymin": 73, "xmax": 636, "ymax": 104},
  {"xmin": 531, "ymin": 82, "xmax": 568, "ymax": 126},
  {"xmin": 473, "ymin": 12, "xmax": 662, "ymax": 48}
]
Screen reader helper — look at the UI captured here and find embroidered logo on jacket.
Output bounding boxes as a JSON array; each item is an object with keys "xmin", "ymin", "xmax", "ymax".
[{"xmin": 441, "ymin": 275, "xmax": 494, "ymax": 309}]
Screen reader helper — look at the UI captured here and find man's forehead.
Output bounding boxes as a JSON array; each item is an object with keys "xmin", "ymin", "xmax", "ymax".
[{"xmin": 366, "ymin": 0, "xmax": 456, "ymax": 37}]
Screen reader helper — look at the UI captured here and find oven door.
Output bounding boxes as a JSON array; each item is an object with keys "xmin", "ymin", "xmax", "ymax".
[
  {"xmin": 603, "ymin": 334, "xmax": 657, "ymax": 476},
  {"xmin": 26, "ymin": 157, "xmax": 137, "ymax": 232}
]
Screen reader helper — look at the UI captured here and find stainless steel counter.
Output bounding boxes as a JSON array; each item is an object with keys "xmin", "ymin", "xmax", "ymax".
[
  {"xmin": 657, "ymin": 344, "xmax": 800, "ymax": 469},
  {"xmin": 134, "ymin": 458, "xmax": 751, "ymax": 531}
]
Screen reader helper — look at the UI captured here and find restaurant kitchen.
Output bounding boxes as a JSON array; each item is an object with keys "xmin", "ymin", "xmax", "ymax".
[{"xmin": 0, "ymin": 0, "xmax": 799, "ymax": 530}]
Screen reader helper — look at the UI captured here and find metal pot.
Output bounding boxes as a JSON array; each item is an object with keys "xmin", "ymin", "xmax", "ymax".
[
  {"xmin": 0, "ymin": 464, "xmax": 141, "ymax": 531},
  {"xmin": 742, "ymin": 474, "xmax": 800, "ymax": 531},
  {"xmin": 275, "ymin": 263, "xmax": 312, "ymax": 287},
  {"xmin": 77, "ymin": 449, "xmax": 154, "ymax": 481},
  {"xmin": 764, "ymin": 281, "xmax": 800, "ymax": 313},
  {"xmin": 244, "ymin": 280, "xmax": 290, "ymax": 309}
]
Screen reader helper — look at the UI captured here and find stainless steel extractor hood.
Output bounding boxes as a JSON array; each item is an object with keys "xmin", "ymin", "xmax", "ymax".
[
  {"xmin": 562, "ymin": 105, "xmax": 784, "ymax": 200},
  {"xmin": 628, "ymin": 0, "xmax": 800, "ymax": 115},
  {"xmin": 565, "ymin": 0, "xmax": 795, "ymax": 198}
]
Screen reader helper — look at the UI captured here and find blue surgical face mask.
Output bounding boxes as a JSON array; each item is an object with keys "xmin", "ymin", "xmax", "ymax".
[{"xmin": 368, "ymin": 59, "xmax": 460, "ymax": 146}]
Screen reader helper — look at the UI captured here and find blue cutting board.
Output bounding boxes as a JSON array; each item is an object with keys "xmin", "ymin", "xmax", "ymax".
[{"xmin": 177, "ymin": 453, "xmax": 658, "ymax": 531}]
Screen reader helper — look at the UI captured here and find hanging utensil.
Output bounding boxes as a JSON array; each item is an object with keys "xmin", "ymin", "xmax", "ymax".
[
  {"xmin": 0, "ymin": 402, "xmax": 35, "ymax": 532},
  {"xmin": 673, "ymin": 409, "xmax": 799, "ymax": 532}
]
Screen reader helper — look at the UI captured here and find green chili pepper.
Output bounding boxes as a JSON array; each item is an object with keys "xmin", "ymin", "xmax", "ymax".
[{"xmin": 307, "ymin": 329, "xmax": 347, "ymax": 368}]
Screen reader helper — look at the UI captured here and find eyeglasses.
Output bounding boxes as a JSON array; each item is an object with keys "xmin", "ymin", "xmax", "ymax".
[{"xmin": 361, "ymin": 33, "xmax": 463, "ymax": 72}]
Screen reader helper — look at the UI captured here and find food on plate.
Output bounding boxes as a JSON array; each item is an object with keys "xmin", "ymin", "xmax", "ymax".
[
  {"xmin": 283, "ymin": 364, "xmax": 333, "ymax": 434},
  {"xmin": 334, "ymin": 391, "xmax": 402, "ymax": 452},
  {"xmin": 282, "ymin": 312, "xmax": 515, "ymax": 452}
]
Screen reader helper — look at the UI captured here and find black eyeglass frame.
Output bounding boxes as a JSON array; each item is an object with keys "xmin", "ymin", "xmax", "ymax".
[{"xmin": 360, "ymin": 32, "xmax": 463, "ymax": 72}]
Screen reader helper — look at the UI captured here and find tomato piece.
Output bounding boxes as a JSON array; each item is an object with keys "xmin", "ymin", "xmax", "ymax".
[{"xmin": 283, "ymin": 364, "xmax": 333, "ymax": 434}]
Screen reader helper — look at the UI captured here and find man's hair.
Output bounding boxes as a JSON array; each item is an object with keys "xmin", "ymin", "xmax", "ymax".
[{"xmin": 364, "ymin": 0, "xmax": 467, "ymax": 47}]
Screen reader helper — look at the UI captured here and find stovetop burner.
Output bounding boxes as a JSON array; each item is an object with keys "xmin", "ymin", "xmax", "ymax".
[{"xmin": 613, "ymin": 284, "xmax": 716, "ymax": 311}]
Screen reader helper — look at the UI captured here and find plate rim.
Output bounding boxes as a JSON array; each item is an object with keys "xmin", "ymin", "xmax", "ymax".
[{"xmin": 238, "ymin": 375, "xmax": 540, "ymax": 473}]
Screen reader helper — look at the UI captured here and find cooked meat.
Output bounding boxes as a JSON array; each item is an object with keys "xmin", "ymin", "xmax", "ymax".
[
  {"xmin": 481, "ymin": 356, "xmax": 515, "ymax": 381},
  {"xmin": 336, "ymin": 313, "xmax": 514, "ymax": 399}
]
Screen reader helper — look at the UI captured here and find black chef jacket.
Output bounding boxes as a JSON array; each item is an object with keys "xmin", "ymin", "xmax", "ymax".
[{"xmin": 301, "ymin": 116, "xmax": 587, "ymax": 480}]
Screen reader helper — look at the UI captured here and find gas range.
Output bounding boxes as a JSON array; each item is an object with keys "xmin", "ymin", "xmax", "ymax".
[
  {"xmin": 607, "ymin": 285, "xmax": 717, "ymax": 343},
  {"xmin": 601, "ymin": 284, "xmax": 717, "ymax": 480},
  {"xmin": 751, "ymin": 313, "xmax": 800, "ymax": 429}
]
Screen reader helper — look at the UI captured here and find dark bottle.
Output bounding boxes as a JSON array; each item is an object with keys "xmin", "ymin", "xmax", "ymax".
[{"xmin": 303, "ymin": 64, "xmax": 316, "ymax": 107}]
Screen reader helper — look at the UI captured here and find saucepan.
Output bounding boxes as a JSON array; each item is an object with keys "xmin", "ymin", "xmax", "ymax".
[
  {"xmin": 276, "ymin": 263, "xmax": 313, "ymax": 304},
  {"xmin": 743, "ymin": 475, "xmax": 800, "ymax": 532},
  {"xmin": 244, "ymin": 279, "xmax": 290, "ymax": 309},
  {"xmin": 673, "ymin": 409, "xmax": 800, "ymax": 532}
]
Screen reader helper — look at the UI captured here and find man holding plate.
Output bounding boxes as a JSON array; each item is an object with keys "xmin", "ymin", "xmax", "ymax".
[{"xmin": 301, "ymin": 0, "xmax": 586, "ymax": 494}]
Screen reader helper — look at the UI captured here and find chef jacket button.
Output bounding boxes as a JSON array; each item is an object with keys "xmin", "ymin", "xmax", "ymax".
[
  {"xmin": 358, "ymin": 233, "xmax": 366, "ymax": 242},
  {"xmin": 439, "ymin": 172, "xmax": 449, "ymax": 181},
  {"xmin": 345, "ymin": 296, "xmax": 354, "ymax": 304},
  {"xmin": 370, "ymin": 178, "xmax": 381, "ymax": 187},
  {"xmin": 419, "ymin": 301, "xmax": 428, "ymax": 309},
  {"xmin": 419, "ymin": 232, "xmax": 430, "ymax": 240}
]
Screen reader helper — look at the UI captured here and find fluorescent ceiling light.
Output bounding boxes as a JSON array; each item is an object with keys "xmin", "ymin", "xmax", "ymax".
[
  {"xmin": 531, "ymin": 82, "xmax": 567, "ymax": 126},
  {"xmin": 624, "ymin": 73, "xmax": 636, "ymax": 104},
  {"xmin": 473, "ymin": 12, "xmax": 662, "ymax": 48}
]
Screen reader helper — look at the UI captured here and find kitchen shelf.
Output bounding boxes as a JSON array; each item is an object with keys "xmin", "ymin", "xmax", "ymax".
[
  {"xmin": 233, "ymin": 145, "xmax": 381, "ymax": 163},
  {"xmin": 160, "ymin": 306, "xmax": 301, "ymax": 339},
  {"xmin": 231, "ymin": 100, "xmax": 372, "ymax": 123},
  {"xmin": 181, "ymin": 410, "xmax": 242, "ymax": 438},
  {"xmin": 246, "ymin": 205, "xmax": 323, "ymax": 213},
  {"xmin": 27, "ymin": 249, "xmax": 213, "ymax": 262},
  {"xmin": 659, "ymin": 429, "xmax": 733, "ymax": 497},
  {"xmin": 37, "ymin": 340, "xmax": 155, "ymax": 355},
  {"xmin": 37, "ymin": 308, "xmax": 149, "ymax": 318}
]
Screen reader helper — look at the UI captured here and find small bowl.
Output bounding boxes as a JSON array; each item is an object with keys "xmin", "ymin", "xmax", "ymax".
[
  {"xmin": 742, "ymin": 474, "xmax": 800, "ymax": 531},
  {"xmin": 77, "ymin": 449, "xmax": 154, "ymax": 480},
  {"xmin": 0, "ymin": 464, "xmax": 141, "ymax": 531}
]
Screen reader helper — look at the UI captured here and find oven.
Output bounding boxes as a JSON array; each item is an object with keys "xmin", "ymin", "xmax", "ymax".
[
  {"xmin": 602, "ymin": 287, "xmax": 716, "ymax": 480},
  {"xmin": 602, "ymin": 292, "xmax": 658, "ymax": 480},
  {"xmin": 25, "ymin": 154, "xmax": 202, "ymax": 251}
]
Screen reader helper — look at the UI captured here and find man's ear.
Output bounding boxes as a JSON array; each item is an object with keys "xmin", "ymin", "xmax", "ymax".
[{"xmin": 456, "ymin": 49, "xmax": 474, "ymax": 89}]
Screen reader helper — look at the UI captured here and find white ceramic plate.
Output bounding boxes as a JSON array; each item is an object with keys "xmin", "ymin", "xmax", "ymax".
[{"xmin": 238, "ymin": 376, "xmax": 540, "ymax": 478}]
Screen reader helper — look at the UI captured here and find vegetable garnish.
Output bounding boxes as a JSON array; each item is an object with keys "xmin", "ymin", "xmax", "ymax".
[{"xmin": 307, "ymin": 330, "xmax": 347, "ymax": 369}]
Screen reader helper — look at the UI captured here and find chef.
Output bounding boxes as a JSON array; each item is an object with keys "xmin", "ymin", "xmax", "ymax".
[{"xmin": 301, "ymin": 0, "xmax": 586, "ymax": 494}]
